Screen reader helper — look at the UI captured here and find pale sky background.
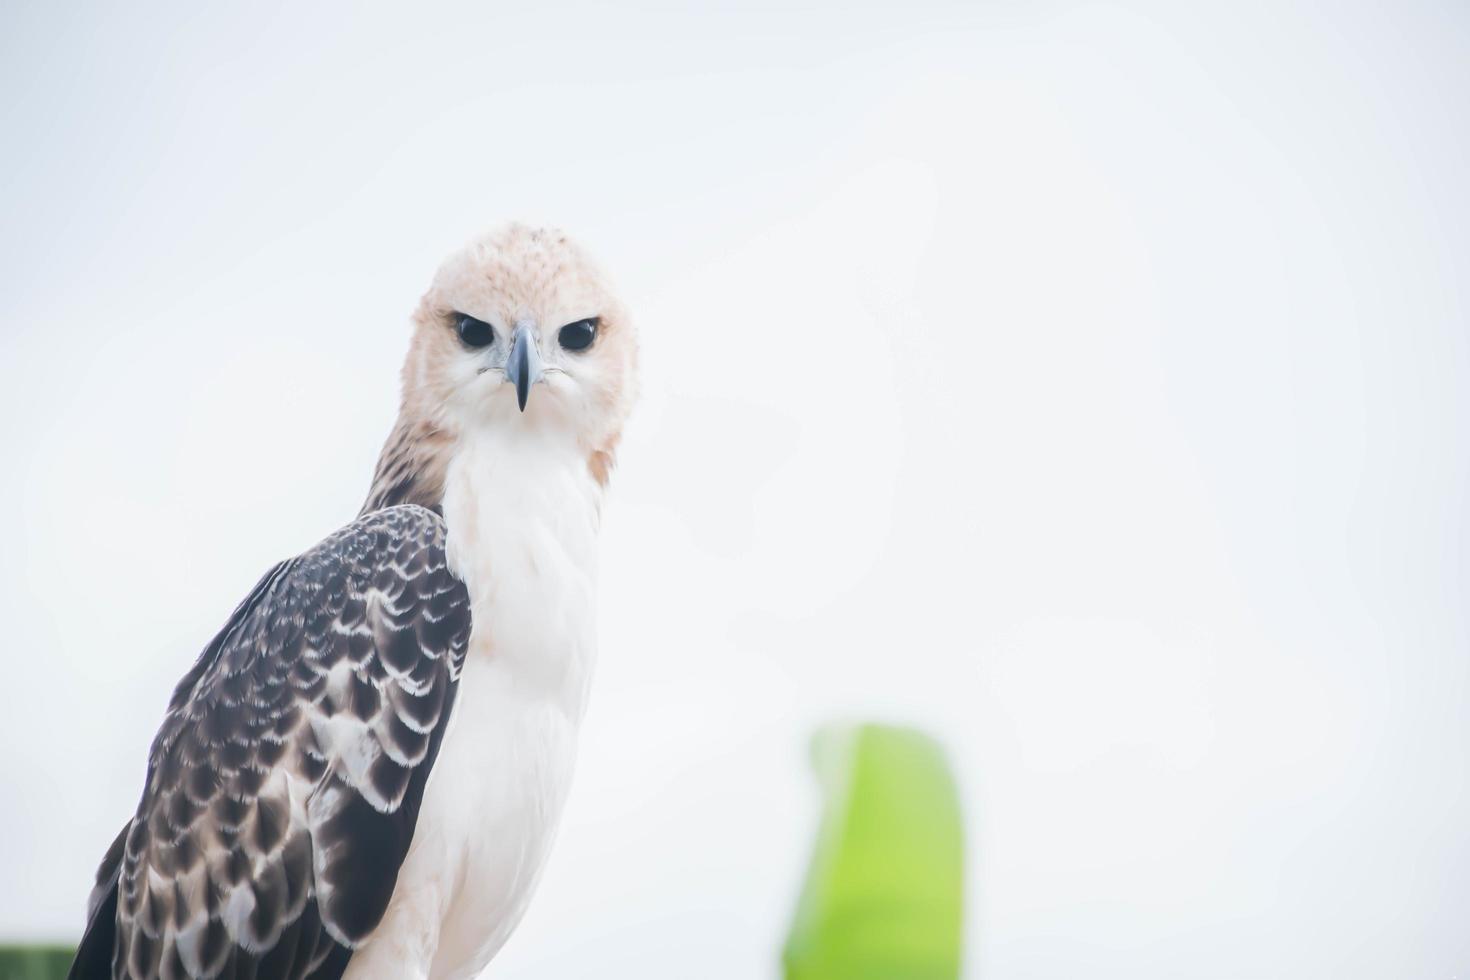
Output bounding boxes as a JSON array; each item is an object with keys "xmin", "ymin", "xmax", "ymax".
[{"xmin": 2, "ymin": 1, "xmax": 1468, "ymax": 977}]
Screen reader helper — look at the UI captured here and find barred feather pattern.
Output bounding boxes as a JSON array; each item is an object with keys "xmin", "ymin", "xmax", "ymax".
[{"xmin": 83, "ymin": 505, "xmax": 472, "ymax": 980}]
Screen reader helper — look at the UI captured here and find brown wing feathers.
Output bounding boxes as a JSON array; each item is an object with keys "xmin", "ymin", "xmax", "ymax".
[{"xmin": 70, "ymin": 505, "xmax": 472, "ymax": 980}]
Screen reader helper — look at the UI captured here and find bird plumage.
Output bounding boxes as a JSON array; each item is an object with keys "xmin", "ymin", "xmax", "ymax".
[
  {"xmin": 74, "ymin": 506, "xmax": 471, "ymax": 979},
  {"xmin": 71, "ymin": 224, "xmax": 636, "ymax": 979}
]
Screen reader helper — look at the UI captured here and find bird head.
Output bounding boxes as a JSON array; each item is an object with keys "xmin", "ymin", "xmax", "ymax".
[{"xmin": 398, "ymin": 224, "xmax": 638, "ymax": 480}]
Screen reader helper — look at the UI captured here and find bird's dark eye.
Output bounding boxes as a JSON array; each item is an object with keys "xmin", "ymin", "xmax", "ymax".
[
  {"xmin": 455, "ymin": 313, "xmax": 496, "ymax": 349},
  {"xmin": 558, "ymin": 318, "xmax": 598, "ymax": 352}
]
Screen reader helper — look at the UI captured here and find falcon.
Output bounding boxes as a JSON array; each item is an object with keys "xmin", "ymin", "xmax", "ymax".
[{"xmin": 69, "ymin": 224, "xmax": 638, "ymax": 979}]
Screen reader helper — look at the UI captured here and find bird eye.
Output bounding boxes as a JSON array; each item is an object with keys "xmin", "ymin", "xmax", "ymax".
[
  {"xmin": 455, "ymin": 313, "xmax": 496, "ymax": 349},
  {"xmin": 558, "ymin": 318, "xmax": 598, "ymax": 352}
]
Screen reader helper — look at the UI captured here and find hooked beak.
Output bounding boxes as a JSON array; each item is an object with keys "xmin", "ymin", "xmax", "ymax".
[{"xmin": 504, "ymin": 321, "xmax": 544, "ymax": 412}]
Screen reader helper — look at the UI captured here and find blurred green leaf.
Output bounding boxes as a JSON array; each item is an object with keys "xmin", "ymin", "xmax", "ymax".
[
  {"xmin": 0, "ymin": 946, "xmax": 73, "ymax": 980},
  {"xmin": 783, "ymin": 724, "xmax": 964, "ymax": 980}
]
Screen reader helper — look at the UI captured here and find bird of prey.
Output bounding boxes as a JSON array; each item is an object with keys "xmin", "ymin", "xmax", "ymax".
[{"xmin": 69, "ymin": 224, "xmax": 638, "ymax": 980}]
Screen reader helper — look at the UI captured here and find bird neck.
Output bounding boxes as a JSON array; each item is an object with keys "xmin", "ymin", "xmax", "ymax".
[
  {"xmin": 361, "ymin": 414, "xmax": 453, "ymax": 516},
  {"xmin": 442, "ymin": 420, "xmax": 604, "ymax": 563},
  {"xmin": 440, "ymin": 422, "xmax": 604, "ymax": 688}
]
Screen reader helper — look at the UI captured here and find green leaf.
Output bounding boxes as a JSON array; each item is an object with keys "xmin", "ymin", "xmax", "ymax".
[
  {"xmin": 0, "ymin": 946, "xmax": 74, "ymax": 980},
  {"xmin": 783, "ymin": 724, "xmax": 965, "ymax": 980}
]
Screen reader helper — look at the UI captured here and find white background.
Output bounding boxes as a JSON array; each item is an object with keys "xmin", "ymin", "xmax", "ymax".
[{"xmin": 2, "ymin": 2, "xmax": 1467, "ymax": 977}]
